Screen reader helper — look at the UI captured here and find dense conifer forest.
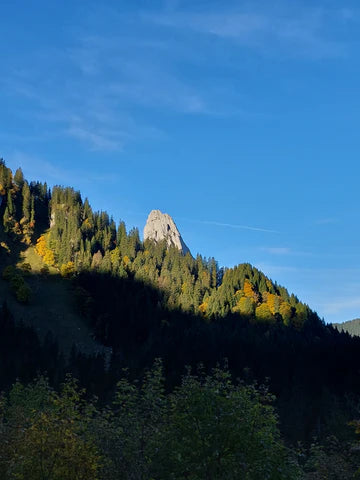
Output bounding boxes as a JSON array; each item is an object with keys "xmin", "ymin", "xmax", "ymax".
[{"xmin": 1, "ymin": 158, "xmax": 360, "ymax": 478}]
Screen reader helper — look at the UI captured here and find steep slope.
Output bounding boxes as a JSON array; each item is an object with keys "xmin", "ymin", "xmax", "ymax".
[
  {"xmin": 0, "ymin": 247, "xmax": 107, "ymax": 357},
  {"xmin": 3, "ymin": 158, "xmax": 360, "ymax": 444},
  {"xmin": 0, "ymin": 159, "xmax": 317, "ymax": 330}
]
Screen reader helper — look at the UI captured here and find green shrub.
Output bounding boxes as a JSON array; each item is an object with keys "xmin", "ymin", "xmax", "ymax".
[
  {"xmin": 40, "ymin": 265, "xmax": 50, "ymax": 276},
  {"xmin": 10, "ymin": 274, "xmax": 25, "ymax": 291},
  {"xmin": 20, "ymin": 262, "xmax": 32, "ymax": 275},
  {"xmin": 2, "ymin": 265, "xmax": 16, "ymax": 281},
  {"xmin": 15, "ymin": 283, "xmax": 32, "ymax": 304}
]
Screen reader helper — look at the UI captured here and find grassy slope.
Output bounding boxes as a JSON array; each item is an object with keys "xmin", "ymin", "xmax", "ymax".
[{"xmin": 0, "ymin": 245, "xmax": 107, "ymax": 357}]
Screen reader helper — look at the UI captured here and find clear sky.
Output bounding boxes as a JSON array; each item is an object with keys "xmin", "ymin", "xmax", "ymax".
[{"xmin": 1, "ymin": 0, "xmax": 360, "ymax": 324}]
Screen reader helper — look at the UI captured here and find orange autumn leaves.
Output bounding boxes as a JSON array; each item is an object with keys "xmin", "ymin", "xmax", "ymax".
[{"xmin": 232, "ymin": 280, "xmax": 294, "ymax": 325}]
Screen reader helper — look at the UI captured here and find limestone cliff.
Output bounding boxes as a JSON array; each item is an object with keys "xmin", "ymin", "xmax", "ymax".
[{"xmin": 143, "ymin": 210, "xmax": 190, "ymax": 255}]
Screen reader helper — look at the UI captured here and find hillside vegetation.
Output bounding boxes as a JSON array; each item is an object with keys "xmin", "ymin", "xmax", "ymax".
[
  {"xmin": 1, "ymin": 158, "xmax": 360, "ymax": 477},
  {"xmin": 333, "ymin": 318, "xmax": 360, "ymax": 336}
]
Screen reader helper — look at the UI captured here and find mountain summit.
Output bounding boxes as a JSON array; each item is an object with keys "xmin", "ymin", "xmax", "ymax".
[{"xmin": 143, "ymin": 209, "xmax": 190, "ymax": 255}]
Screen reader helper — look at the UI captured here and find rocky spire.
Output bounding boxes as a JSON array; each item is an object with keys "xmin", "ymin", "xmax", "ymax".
[{"xmin": 143, "ymin": 209, "xmax": 190, "ymax": 255}]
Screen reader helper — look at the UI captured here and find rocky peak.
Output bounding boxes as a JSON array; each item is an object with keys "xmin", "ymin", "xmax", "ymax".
[{"xmin": 143, "ymin": 210, "xmax": 190, "ymax": 255}]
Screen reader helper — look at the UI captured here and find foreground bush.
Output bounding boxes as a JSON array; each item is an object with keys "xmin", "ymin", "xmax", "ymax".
[{"xmin": 0, "ymin": 364, "xmax": 302, "ymax": 480}]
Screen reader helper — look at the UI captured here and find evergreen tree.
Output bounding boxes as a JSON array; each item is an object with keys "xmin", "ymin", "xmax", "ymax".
[
  {"xmin": 3, "ymin": 206, "xmax": 11, "ymax": 233},
  {"xmin": 22, "ymin": 181, "xmax": 31, "ymax": 221},
  {"xmin": 14, "ymin": 167, "xmax": 24, "ymax": 189},
  {"xmin": 6, "ymin": 189, "xmax": 14, "ymax": 216}
]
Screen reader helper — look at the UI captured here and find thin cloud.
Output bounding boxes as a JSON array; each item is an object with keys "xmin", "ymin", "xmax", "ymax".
[
  {"xmin": 201, "ymin": 220, "xmax": 278, "ymax": 233},
  {"xmin": 255, "ymin": 263, "xmax": 300, "ymax": 275},
  {"xmin": 260, "ymin": 247, "xmax": 313, "ymax": 256},
  {"xmin": 7, "ymin": 152, "xmax": 73, "ymax": 184},
  {"xmin": 66, "ymin": 125, "xmax": 127, "ymax": 152},
  {"xmin": 262, "ymin": 247, "xmax": 291, "ymax": 255},
  {"xmin": 320, "ymin": 296, "xmax": 360, "ymax": 316},
  {"xmin": 145, "ymin": 6, "xmax": 347, "ymax": 59},
  {"xmin": 181, "ymin": 217, "xmax": 278, "ymax": 233},
  {"xmin": 6, "ymin": 151, "xmax": 120, "ymax": 186},
  {"xmin": 1, "ymin": 2, "xmax": 351, "ymax": 155},
  {"xmin": 315, "ymin": 217, "xmax": 338, "ymax": 225}
]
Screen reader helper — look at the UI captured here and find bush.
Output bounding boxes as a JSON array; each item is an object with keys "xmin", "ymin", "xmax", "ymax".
[
  {"xmin": 4, "ymin": 272, "xmax": 32, "ymax": 305},
  {"xmin": 2, "ymin": 265, "xmax": 16, "ymax": 281},
  {"xmin": 40, "ymin": 265, "xmax": 50, "ymax": 277},
  {"xmin": 20, "ymin": 263, "xmax": 32, "ymax": 275},
  {"xmin": 15, "ymin": 284, "xmax": 32, "ymax": 304},
  {"xmin": 9, "ymin": 274, "xmax": 25, "ymax": 291},
  {"xmin": 99, "ymin": 362, "xmax": 301, "ymax": 480},
  {"xmin": 60, "ymin": 261, "xmax": 75, "ymax": 278}
]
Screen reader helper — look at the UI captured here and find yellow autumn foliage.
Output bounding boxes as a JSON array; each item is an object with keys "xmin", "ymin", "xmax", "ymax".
[
  {"xmin": 36, "ymin": 234, "xmax": 56, "ymax": 266},
  {"xmin": 199, "ymin": 301, "xmax": 208, "ymax": 316},
  {"xmin": 43, "ymin": 250, "xmax": 55, "ymax": 266},
  {"xmin": 266, "ymin": 293, "xmax": 281, "ymax": 315},
  {"xmin": 243, "ymin": 279, "xmax": 254, "ymax": 297},
  {"xmin": 279, "ymin": 302, "xmax": 292, "ymax": 325},
  {"xmin": 35, "ymin": 235, "xmax": 47, "ymax": 257},
  {"xmin": 60, "ymin": 262, "xmax": 75, "ymax": 278},
  {"xmin": 255, "ymin": 303, "xmax": 275, "ymax": 323}
]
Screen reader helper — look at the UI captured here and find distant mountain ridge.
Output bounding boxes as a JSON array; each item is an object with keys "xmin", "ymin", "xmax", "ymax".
[{"xmin": 333, "ymin": 318, "xmax": 360, "ymax": 336}]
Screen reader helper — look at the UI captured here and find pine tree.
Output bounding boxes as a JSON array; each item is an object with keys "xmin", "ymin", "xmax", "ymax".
[
  {"xmin": 117, "ymin": 221, "xmax": 127, "ymax": 252},
  {"xmin": 3, "ymin": 206, "xmax": 11, "ymax": 233},
  {"xmin": 30, "ymin": 196, "xmax": 35, "ymax": 225},
  {"xmin": 14, "ymin": 168, "xmax": 24, "ymax": 189},
  {"xmin": 6, "ymin": 189, "xmax": 14, "ymax": 217},
  {"xmin": 22, "ymin": 182, "xmax": 31, "ymax": 221}
]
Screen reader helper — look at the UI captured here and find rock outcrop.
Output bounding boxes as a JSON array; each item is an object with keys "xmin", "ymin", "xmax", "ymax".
[{"xmin": 144, "ymin": 210, "xmax": 190, "ymax": 255}]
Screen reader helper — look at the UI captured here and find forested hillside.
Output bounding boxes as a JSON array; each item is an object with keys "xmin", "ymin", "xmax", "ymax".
[
  {"xmin": 1, "ymin": 158, "xmax": 360, "ymax": 478},
  {"xmin": 0, "ymin": 159, "xmax": 313, "ymax": 326},
  {"xmin": 334, "ymin": 318, "xmax": 360, "ymax": 336}
]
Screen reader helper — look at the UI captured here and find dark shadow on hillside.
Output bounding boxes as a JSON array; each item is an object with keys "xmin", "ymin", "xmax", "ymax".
[
  {"xmin": 2, "ymin": 251, "xmax": 360, "ymax": 444},
  {"xmin": 69, "ymin": 269, "xmax": 360, "ymax": 444}
]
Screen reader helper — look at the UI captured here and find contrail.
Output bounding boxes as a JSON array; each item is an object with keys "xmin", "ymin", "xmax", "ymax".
[{"xmin": 179, "ymin": 217, "xmax": 279, "ymax": 234}]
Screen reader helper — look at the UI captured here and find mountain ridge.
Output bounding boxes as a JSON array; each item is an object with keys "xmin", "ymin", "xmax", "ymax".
[
  {"xmin": 3, "ymin": 158, "xmax": 360, "ymax": 450},
  {"xmin": 333, "ymin": 318, "xmax": 360, "ymax": 336}
]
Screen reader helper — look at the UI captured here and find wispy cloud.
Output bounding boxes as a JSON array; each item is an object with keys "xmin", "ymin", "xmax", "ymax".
[
  {"xmin": 2, "ymin": 64, "xmax": 166, "ymax": 152},
  {"xmin": 321, "ymin": 296, "xmax": 360, "ymax": 316},
  {"xmin": 145, "ymin": 6, "xmax": 347, "ymax": 59},
  {"xmin": 260, "ymin": 246, "xmax": 313, "ymax": 256},
  {"xmin": 255, "ymin": 263, "xmax": 300, "ymax": 276},
  {"xmin": 66, "ymin": 125, "xmax": 127, "ymax": 152},
  {"xmin": 7, "ymin": 152, "xmax": 73, "ymax": 184},
  {"xmin": 6, "ymin": 151, "xmax": 119, "ymax": 186},
  {"xmin": 1, "ymin": 25, "xmax": 209, "ymax": 152},
  {"xmin": 262, "ymin": 247, "xmax": 292, "ymax": 255},
  {"xmin": 0, "ymin": 1, "xmax": 354, "ymax": 154}
]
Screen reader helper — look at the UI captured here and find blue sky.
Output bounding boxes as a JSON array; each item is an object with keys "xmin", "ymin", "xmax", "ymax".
[{"xmin": 1, "ymin": 0, "xmax": 360, "ymax": 323}]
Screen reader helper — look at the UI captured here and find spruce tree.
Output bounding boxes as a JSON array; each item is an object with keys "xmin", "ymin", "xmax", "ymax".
[
  {"xmin": 22, "ymin": 182, "xmax": 31, "ymax": 221},
  {"xmin": 14, "ymin": 168, "xmax": 24, "ymax": 189},
  {"xmin": 6, "ymin": 190, "xmax": 14, "ymax": 217},
  {"xmin": 30, "ymin": 196, "xmax": 35, "ymax": 225},
  {"xmin": 3, "ymin": 206, "xmax": 10, "ymax": 232}
]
